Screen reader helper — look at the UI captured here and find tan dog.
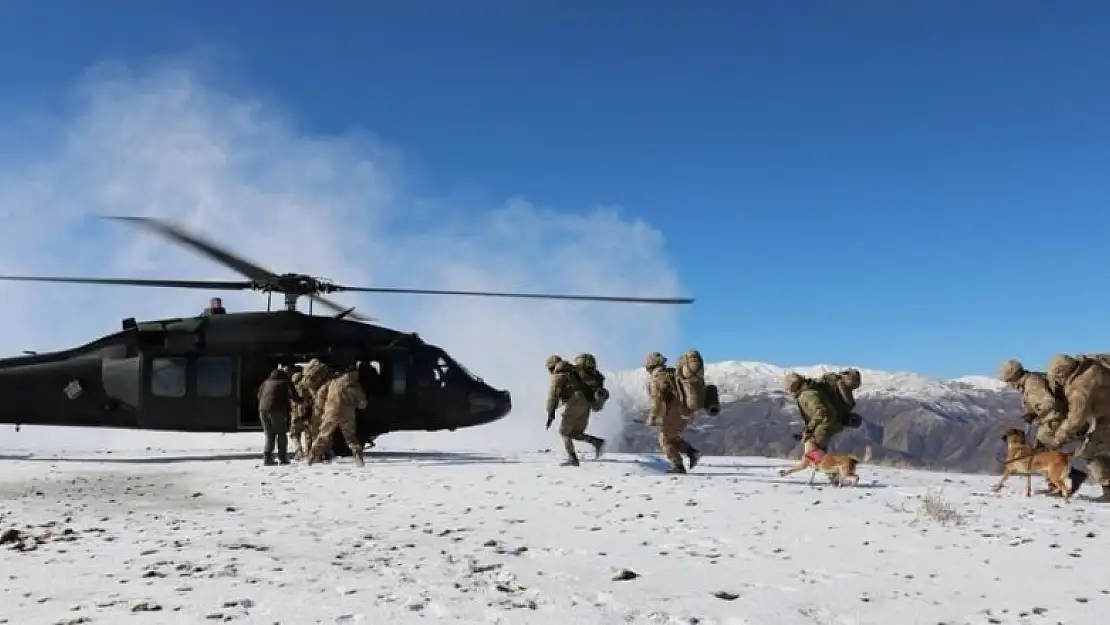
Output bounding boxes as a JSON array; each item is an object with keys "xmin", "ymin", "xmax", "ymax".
[
  {"xmin": 777, "ymin": 435, "xmax": 870, "ymax": 487},
  {"xmin": 992, "ymin": 428, "xmax": 1073, "ymax": 500}
]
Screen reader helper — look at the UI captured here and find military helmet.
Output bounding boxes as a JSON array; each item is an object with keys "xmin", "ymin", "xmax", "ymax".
[
  {"xmin": 644, "ymin": 351, "xmax": 666, "ymax": 369},
  {"xmin": 784, "ymin": 372, "xmax": 805, "ymax": 393},
  {"xmin": 840, "ymin": 368, "xmax": 862, "ymax": 390},
  {"xmin": 998, "ymin": 359, "xmax": 1024, "ymax": 383},
  {"xmin": 545, "ymin": 354, "xmax": 564, "ymax": 371},
  {"xmin": 1047, "ymin": 354, "xmax": 1078, "ymax": 383},
  {"xmin": 574, "ymin": 353, "xmax": 597, "ymax": 370}
]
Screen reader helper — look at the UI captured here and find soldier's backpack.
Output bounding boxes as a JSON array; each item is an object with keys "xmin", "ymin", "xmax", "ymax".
[
  {"xmin": 579, "ymin": 368, "xmax": 610, "ymax": 412},
  {"xmin": 675, "ymin": 350, "xmax": 720, "ymax": 416},
  {"xmin": 556, "ymin": 363, "xmax": 595, "ymax": 405},
  {"xmin": 1078, "ymin": 353, "xmax": 1110, "ymax": 372},
  {"xmin": 816, "ymin": 372, "xmax": 862, "ymax": 428}
]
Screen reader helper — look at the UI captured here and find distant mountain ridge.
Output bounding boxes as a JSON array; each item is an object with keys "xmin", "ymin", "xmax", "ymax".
[{"xmin": 604, "ymin": 361, "xmax": 1021, "ymax": 474}]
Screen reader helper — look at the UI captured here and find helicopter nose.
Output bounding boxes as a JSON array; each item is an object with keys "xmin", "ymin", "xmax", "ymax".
[{"xmin": 467, "ymin": 387, "xmax": 512, "ymax": 425}]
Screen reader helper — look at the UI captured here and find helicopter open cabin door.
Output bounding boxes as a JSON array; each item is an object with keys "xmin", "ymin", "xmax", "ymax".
[{"xmin": 140, "ymin": 355, "xmax": 241, "ymax": 432}]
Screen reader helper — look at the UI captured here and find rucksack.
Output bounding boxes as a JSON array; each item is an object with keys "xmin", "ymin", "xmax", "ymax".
[
  {"xmin": 816, "ymin": 372, "xmax": 861, "ymax": 428},
  {"xmin": 675, "ymin": 350, "xmax": 720, "ymax": 416},
  {"xmin": 555, "ymin": 363, "xmax": 594, "ymax": 404},
  {"xmin": 578, "ymin": 368, "xmax": 609, "ymax": 412}
]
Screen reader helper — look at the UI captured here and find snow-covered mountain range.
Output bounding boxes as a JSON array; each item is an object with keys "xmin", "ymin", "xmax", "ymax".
[{"xmin": 605, "ymin": 360, "xmax": 1022, "ymax": 474}]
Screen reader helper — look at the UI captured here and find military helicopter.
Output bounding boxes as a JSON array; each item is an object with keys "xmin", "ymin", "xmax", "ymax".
[{"xmin": 0, "ymin": 216, "xmax": 694, "ymax": 456}]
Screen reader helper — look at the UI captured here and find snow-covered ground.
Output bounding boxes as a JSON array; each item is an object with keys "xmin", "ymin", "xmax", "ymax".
[{"xmin": 2, "ymin": 437, "xmax": 1107, "ymax": 624}]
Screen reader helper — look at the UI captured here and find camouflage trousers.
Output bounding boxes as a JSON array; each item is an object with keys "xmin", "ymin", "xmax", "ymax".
[
  {"xmin": 558, "ymin": 399, "xmax": 599, "ymax": 460},
  {"xmin": 810, "ymin": 419, "xmax": 843, "ymax": 451},
  {"xmin": 658, "ymin": 410, "xmax": 694, "ymax": 468},
  {"xmin": 1074, "ymin": 425, "xmax": 1110, "ymax": 487},
  {"xmin": 288, "ymin": 408, "xmax": 318, "ymax": 455},
  {"xmin": 308, "ymin": 411, "xmax": 362, "ymax": 462}
]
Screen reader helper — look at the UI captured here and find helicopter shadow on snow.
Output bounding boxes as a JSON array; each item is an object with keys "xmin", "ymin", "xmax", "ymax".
[{"xmin": 0, "ymin": 450, "xmax": 517, "ymax": 467}]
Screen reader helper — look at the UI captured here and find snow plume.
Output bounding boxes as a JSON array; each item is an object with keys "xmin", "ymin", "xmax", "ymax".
[{"xmin": 0, "ymin": 58, "xmax": 684, "ymax": 453}]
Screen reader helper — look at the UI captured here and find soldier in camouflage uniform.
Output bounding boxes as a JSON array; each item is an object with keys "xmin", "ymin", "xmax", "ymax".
[
  {"xmin": 1044, "ymin": 354, "xmax": 1110, "ymax": 502},
  {"xmin": 546, "ymin": 355, "xmax": 605, "ymax": 466},
  {"xmin": 288, "ymin": 358, "xmax": 329, "ymax": 460},
  {"xmin": 784, "ymin": 371, "xmax": 846, "ymax": 483},
  {"xmin": 645, "ymin": 352, "xmax": 700, "ymax": 474},
  {"xmin": 288, "ymin": 368, "xmax": 308, "ymax": 458},
  {"xmin": 307, "ymin": 366, "xmax": 369, "ymax": 467},
  {"xmin": 999, "ymin": 358, "xmax": 1087, "ymax": 496}
]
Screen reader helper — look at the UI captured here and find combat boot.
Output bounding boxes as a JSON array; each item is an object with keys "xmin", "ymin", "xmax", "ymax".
[
  {"xmin": 352, "ymin": 452, "xmax": 365, "ymax": 467},
  {"xmin": 666, "ymin": 463, "xmax": 686, "ymax": 474},
  {"xmin": 1066, "ymin": 468, "xmax": 1087, "ymax": 497},
  {"xmin": 560, "ymin": 456, "xmax": 580, "ymax": 467},
  {"xmin": 278, "ymin": 451, "xmax": 290, "ymax": 465},
  {"xmin": 263, "ymin": 453, "xmax": 276, "ymax": 466},
  {"xmin": 591, "ymin": 437, "xmax": 605, "ymax": 459},
  {"xmin": 686, "ymin": 447, "xmax": 701, "ymax": 470}
]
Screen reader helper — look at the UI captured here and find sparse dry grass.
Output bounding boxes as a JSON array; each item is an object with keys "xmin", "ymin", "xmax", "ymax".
[
  {"xmin": 915, "ymin": 488, "xmax": 966, "ymax": 526},
  {"xmin": 885, "ymin": 488, "xmax": 971, "ymax": 526}
]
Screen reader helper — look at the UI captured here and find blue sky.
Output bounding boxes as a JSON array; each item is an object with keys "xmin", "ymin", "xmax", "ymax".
[{"xmin": 0, "ymin": 0, "xmax": 1107, "ymax": 380}]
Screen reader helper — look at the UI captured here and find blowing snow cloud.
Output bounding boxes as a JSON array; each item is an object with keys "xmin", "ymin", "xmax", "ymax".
[{"xmin": 0, "ymin": 60, "xmax": 686, "ymax": 453}]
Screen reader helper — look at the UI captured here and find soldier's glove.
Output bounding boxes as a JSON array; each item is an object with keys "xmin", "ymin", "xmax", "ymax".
[
  {"xmin": 792, "ymin": 432, "xmax": 803, "ymax": 441},
  {"xmin": 545, "ymin": 412, "xmax": 555, "ymax": 430}
]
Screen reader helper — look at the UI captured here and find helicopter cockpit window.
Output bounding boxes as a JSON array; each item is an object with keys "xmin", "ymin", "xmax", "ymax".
[
  {"xmin": 197, "ymin": 357, "xmax": 234, "ymax": 397},
  {"xmin": 151, "ymin": 357, "xmax": 186, "ymax": 397}
]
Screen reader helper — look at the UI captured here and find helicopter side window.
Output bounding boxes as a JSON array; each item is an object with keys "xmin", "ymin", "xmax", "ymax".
[
  {"xmin": 196, "ymin": 356, "xmax": 234, "ymax": 397},
  {"xmin": 151, "ymin": 357, "xmax": 186, "ymax": 397}
]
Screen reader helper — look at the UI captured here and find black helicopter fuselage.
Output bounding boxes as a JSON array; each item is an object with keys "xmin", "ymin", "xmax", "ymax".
[{"xmin": 0, "ymin": 311, "xmax": 512, "ymax": 447}]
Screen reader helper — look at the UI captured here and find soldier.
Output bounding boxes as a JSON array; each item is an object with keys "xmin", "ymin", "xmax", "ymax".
[
  {"xmin": 998, "ymin": 359, "xmax": 1087, "ymax": 496},
  {"xmin": 546, "ymin": 355, "xmax": 605, "ymax": 466},
  {"xmin": 307, "ymin": 365, "xmax": 369, "ymax": 467},
  {"xmin": 1044, "ymin": 354, "xmax": 1110, "ymax": 502},
  {"xmin": 644, "ymin": 352, "xmax": 700, "ymax": 474},
  {"xmin": 256, "ymin": 365, "xmax": 301, "ymax": 465},
  {"xmin": 288, "ymin": 368, "xmax": 307, "ymax": 458},
  {"xmin": 784, "ymin": 371, "xmax": 844, "ymax": 480},
  {"xmin": 288, "ymin": 358, "xmax": 329, "ymax": 459},
  {"xmin": 312, "ymin": 370, "xmax": 338, "ymax": 444}
]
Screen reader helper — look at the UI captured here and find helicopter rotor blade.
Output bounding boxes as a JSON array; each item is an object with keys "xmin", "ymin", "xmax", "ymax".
[
  {"xmin": 103, "ymin": 216, "xmax": 280, "ymax": 286},
  {"xmin": 0, "ymin": 275, "xmax": 254, "ymax": 290},
  {"xmin": 310, "ymin": 294, "xmax": 372, "ymax": 322},
  {"xmin": 330, "ymin": 285, "xmax": 694, "ymax": 305}
]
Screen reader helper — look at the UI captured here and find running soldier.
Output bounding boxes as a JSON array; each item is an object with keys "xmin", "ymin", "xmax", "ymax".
[{"xmin": 546, "ymin": 355, "xmax": 605, "ymax": 466}]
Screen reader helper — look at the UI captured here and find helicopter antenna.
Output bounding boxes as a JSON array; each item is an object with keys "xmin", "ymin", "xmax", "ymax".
[{"xmin": 0, "ymin": 216, "xmax": 696, "ymax": 320}]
